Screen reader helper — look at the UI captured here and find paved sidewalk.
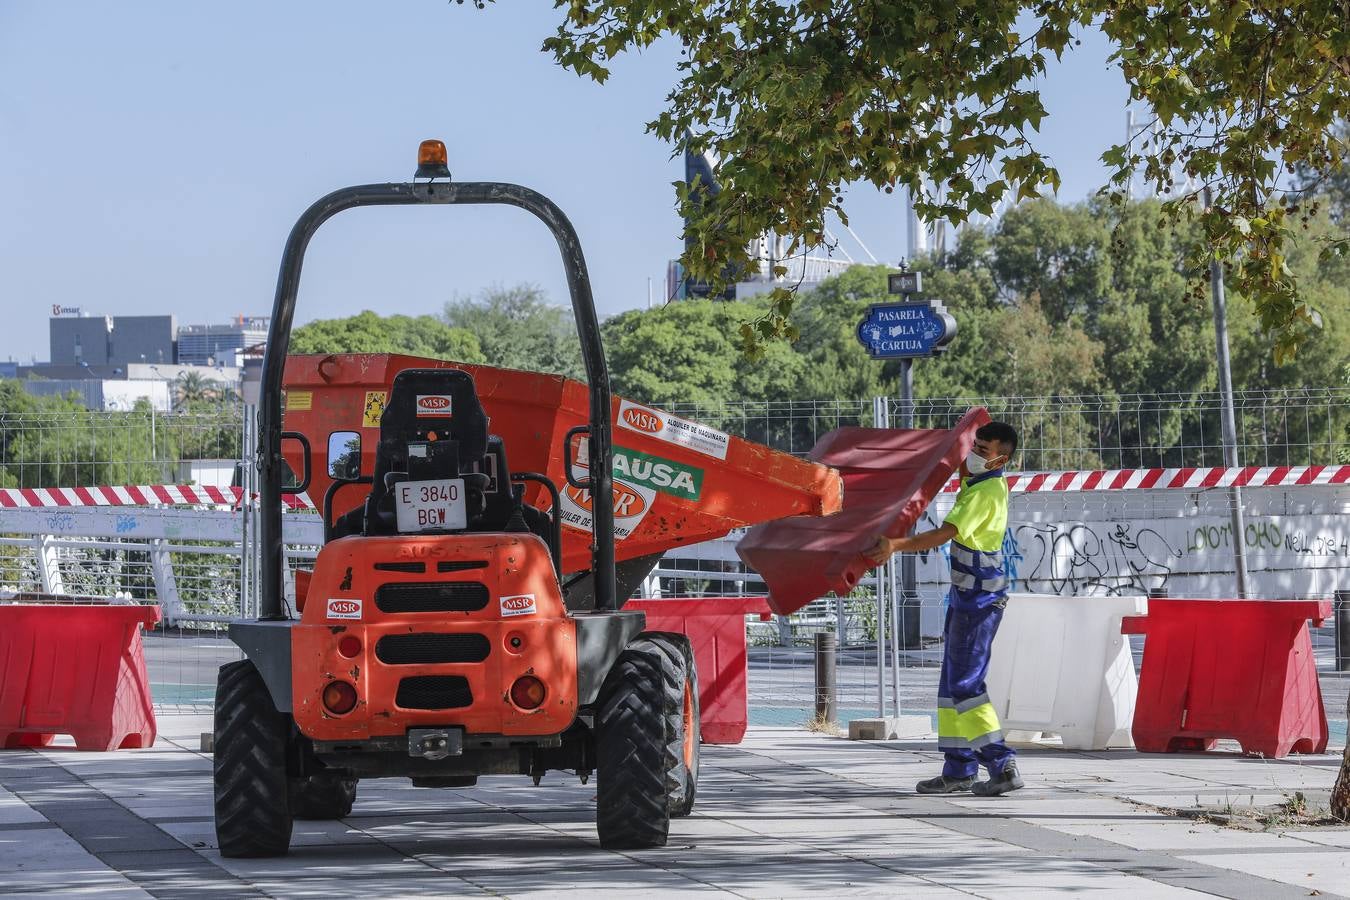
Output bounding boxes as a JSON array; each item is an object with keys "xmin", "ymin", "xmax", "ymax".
[{"xmin": 1, "ymin": 715, "xmax": 1346, "ymax": 899}]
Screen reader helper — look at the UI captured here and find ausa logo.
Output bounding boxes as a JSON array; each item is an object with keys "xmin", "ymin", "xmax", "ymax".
[
  {"xmin": 415, "ymin": 394, "xmax": 453, "ymax": 417},
  {"xmin": 621, "ymin": 406, "xmax": 663, "ymax": 434},
  {"xmin": 394, "ymin": 544, "xmax": 447, "ymax": 559},
  {"xmin": 612, "ymin": 446, "xmax": 703, "ymax": 501},
  {"xmin": 326, "ymin": 598, "xmax": 362, "ymax": 620}
]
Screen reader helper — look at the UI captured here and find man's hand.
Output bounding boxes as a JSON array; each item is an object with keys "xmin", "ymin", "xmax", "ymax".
[{"xmin": 865, "ymin": 535, "xmax": 894, "ymax": 565}]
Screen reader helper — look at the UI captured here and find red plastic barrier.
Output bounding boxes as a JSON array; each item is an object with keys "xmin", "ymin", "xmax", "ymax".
[
  {"xmin": 627, "ymin": 597, "xmax": 772, "ymax": 744},
  {"xmin": 1122, "ymin": 598, "xmax": 1330, "ymax": 757},
  {"xmin": 737, "ymin": 407, "xmax": 990, "ymax": 615},
  {"xmin": 0, "ymin": 602, "xmax": 161, "ymax": 751}
]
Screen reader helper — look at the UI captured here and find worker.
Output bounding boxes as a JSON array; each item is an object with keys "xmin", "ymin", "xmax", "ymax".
[{"xmin": 867, "ymin": 421, "xmax": 1023, "ymax": 796}]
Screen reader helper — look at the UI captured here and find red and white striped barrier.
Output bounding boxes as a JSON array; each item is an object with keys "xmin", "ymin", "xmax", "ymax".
[
  {"xmin": 0, "ymin": 484, "xmax": 315, "ymax": 509},
  {"xmin": 941, "ymin": 464, "xmax": 1350, "ymax": 494},
  {"xmin": 1, "ymin": 464, "xmax": 1345, "ymax": 508}
]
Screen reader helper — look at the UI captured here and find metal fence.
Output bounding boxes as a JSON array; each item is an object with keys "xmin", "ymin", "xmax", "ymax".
[
  {"xmin": 2, "ymin": 390, "xmax": 1347, "ymax": 721},
  {"xmin": 669, "ymin": 388, "xmax": 1350, "ymax": 469},
  {"xmin": 0, "ymin": 404, "xmax": 243, "ymax": 488}
]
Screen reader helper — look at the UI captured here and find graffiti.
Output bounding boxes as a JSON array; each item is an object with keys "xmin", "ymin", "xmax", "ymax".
[
  {"xmin": 44, "ymin": 512, "xmax": 75, "ymax": 533},
  {"xmin": 115, "ymin": 514, "xmax": 138, "ymax": 534},
  {"xmin": 1009, "ymin": 522, "xmax": 1177, "ymax": 597},
  {"xmin": 1187, "ymin": 521, "xmax": 1283, "ymax": 553},
  {"xmin": 1002, "ymin": 526, "xmax": 1024, "ymax": 590},
  {"xmin": 1284, "ymin": 531, "xmax": 1348, "ymax": 557}
]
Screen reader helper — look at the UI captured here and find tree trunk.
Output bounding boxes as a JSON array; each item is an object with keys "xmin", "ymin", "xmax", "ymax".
[{"xmin": 1333, "ymin": 694, "xmax": 1350, "ymax": 821}]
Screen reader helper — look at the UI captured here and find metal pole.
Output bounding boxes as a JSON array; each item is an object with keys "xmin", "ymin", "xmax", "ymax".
[
  {"xmin": 899, "ymin": 359, "xmax": 921, "ymax": 647},
  {"xmin": 875, "ymin": 569, "xmax": 886, "ymax": 718},
  {"xmin": 872, "ymin": 397, "xmax": 888, "ymax": 717},
  {"xmin": 1203, "ymin": 187, "xmax": 1250, "ymax": 598},
  {"xmin": 889, "ymin": 555, "xmax": 901, "ymax": 717},
  {"xmin": 814, "ymin": 631, "xmax": 838, "ymax": 723},
  {"xmin": 1336, "ymin": 589, "xmax": 1350, "ymax": 673}
]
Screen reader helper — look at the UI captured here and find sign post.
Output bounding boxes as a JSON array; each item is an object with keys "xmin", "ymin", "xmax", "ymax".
[{"xmin": 856, "ymin": 271, "xmax": 956, "ymax": 650}]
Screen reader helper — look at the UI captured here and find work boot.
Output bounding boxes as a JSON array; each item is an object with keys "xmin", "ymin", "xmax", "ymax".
[
  {"xmin": 971, "ymin": 762, "xmax": 1024, "ymax": 797},
  {"xmin": 915, "ymin": 774, "xmax": 975, "ymax": 794}
]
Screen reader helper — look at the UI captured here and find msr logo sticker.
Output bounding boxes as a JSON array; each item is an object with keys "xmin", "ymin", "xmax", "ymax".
[
  {"xmin": 616, "ymin": 400, "xmax": 730, "ymax": 460},
  {"xmin": 500, "ymin": 594, "xmax": 536, "ymax": 617},
  {"xmin": 326, "ymin": 598, "xmax": 362, "ymax": 620},
  {"xmin": 621, "ymin": 406, "xmax": 663, "ymax": 434},
  {"xmin": 415, "ymin": 394, "xmax": 452, "ymax": 417}
]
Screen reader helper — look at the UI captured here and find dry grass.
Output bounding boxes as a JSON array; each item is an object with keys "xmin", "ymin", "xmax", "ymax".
[{"xmin": 804, "ymin": 712, "xmax": 842, "ymax": 736}]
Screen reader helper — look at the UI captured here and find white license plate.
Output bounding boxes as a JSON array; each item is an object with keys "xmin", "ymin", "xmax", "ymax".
[{"xmin": 394, "ymin": 478, "xmax": 467, "ymax": 532}]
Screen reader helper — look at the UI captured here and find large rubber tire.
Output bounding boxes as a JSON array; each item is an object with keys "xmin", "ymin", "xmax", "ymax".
[
  {"xmin": 290, "ymin": 774, "xmax": 357, "ymax": 820},
  {"xmin": 595, "ymin": 640, "xmax": 672, "ymax": 849},
  {"xmin": 644, "ymin": 633, "xmax": 701, "ymax": 818},
  {"xmin": 214, "ymin": 659, "xmax": 293, "ymax": 858}
]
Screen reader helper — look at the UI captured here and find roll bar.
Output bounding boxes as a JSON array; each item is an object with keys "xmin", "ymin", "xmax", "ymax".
[{"xmin": 255, "ymin": 178, "xmax": 615, "ymax": 619}]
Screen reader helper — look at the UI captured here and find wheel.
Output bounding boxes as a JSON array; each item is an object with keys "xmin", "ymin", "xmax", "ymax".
[
  {"xmin": 644, "ymin": 633, "xmax": 700, "ymax": 817},
  {"xmin": 595, "ymin": 640, "xmax": 672, "ymax": 849},
  {"xmin": 290, "ymin": 774, "xmax": 357, "ymax": 820},
  {"xmin": 213, "ymin": 659, "xmax": 293, "ymax": 857}
]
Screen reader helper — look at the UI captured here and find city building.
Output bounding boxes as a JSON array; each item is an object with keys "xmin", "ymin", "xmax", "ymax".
[
  {"xmin": 176, "ymin": 316, "xmax": 269, "ymax": 366},
  {"xmin": 20, "ymin": 378, "xmax": 171, "ymax": 412},
  {"xmin": 48, "ymin": 311, "xmax": 176, "ymax": 368}
]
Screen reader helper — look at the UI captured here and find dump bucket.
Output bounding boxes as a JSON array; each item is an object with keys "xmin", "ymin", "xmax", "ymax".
[
  {"xmin": 280, "ymin": 354, "xmax": 841, "ymax": 575},
  {"xmin": 736, "ymin": 407, "xmax": 989, "ymax": 614}
]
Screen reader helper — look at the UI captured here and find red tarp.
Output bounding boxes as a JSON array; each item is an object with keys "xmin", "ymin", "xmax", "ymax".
[{"xmin": 736, "ymin": 407, "xmax": 991, "ymax": 615}]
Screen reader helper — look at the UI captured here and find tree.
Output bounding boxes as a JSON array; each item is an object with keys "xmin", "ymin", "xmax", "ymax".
[
  {"xmin": 604, "ymin": 296, "xmax": 804, "ymax": 399},
  {"xmin": 502, "ymin": 0, "xmax": 1348, "ymax": 360},
  {"xmin": 443, "ymin": 285, "xmax": 586, "ymax": 380},
  {"xmin": 290, "ymin": 311, "xmax": 485, "ymax": 363},
  {"xmin": 172, "ymin": 371, "xmax": 222, "ymax": 411}
]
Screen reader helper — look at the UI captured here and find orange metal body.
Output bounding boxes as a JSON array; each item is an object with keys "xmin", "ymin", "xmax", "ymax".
[
  {"xmin": 281, "ymin": 353, "xmax": 841, "ymax": 575},
  {"xmin": 291, "ymin": 533, "xmax": 577, "ymax": 742}
]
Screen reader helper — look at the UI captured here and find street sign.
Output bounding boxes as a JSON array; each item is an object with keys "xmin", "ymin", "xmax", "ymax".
[
  {"xmin": 888, "ymin": 271, "xmax": 922, "ymax": 295},
  {"xmin": 855, "ymin": 300, "xmax": 956, "ymax": 359}
]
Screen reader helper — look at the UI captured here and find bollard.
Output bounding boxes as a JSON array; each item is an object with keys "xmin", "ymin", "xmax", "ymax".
[
  {"xmin": 1336, "ymin": 590, "xmax": 1350, "ymax": 673},
  {"xmin": 814, "ymin": 631, "xmax": 838, "ymax": 724}
]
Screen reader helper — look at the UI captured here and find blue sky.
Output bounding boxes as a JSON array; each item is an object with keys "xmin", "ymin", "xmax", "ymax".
[{"xmin": 0, "ymin": 1, "xmax": 1130, "ymax": 364}]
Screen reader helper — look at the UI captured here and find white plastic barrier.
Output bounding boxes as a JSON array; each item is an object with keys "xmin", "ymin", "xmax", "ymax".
[{"xmin": 986, "ymin": 593, "xmax": 1146, "ymax": 750}]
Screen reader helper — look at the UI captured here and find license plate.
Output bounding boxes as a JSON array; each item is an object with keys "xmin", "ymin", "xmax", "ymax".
[{"xmin": 394, "ymin": 478, "xmax": 467, "ymax": 532}]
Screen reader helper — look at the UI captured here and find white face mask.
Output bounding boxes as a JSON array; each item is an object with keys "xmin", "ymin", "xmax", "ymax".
[{"xmin": 965, "ymin": 451, "xmax": 992, "ymax": 475}]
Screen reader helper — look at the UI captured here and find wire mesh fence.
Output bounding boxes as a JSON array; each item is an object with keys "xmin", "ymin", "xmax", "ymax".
[
  {"xmin": 0, "ymin": 403, "xmax": 244, "ymax": 488},
  {"xmin": 667, "ymin": 388, "xmax": 1350, "ymax": 469},
  {"xmin": 1, "ymin": 390, "xmax": 1347, "ymax": 722}
]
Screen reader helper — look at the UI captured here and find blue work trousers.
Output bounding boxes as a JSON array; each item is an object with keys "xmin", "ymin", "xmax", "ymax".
[{"xmin": 938, "ymin": 600, "xmax": 1016, "ymax": 779}]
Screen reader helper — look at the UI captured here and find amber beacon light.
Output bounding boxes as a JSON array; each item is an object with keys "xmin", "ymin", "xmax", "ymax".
[{"xmin": 415, "ymin": 140, "xmax": 451, "ymax": 179}]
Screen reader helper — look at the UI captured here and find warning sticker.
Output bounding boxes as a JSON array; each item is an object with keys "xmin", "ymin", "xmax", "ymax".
[
  {"xmin": 616, "ymin": 400, "xmax": 729, "ymax": 460},
  {"xmin": 362, "ymin": 391, "xmax": 388, "ymax": 428},
  {"xmin": 499, "ymin": 594, "xmax": 537, "ymax": 618},
  {"xmin": 284, "ymin": 390, "xmax": 312, "ymax": 412},
  {"xmin": 558, "ymin": 478, "xmax": 656, "ymax": 540},
  {"xmin": 326, "ymin": 598, "xmax": 362, "ymax": 620}
]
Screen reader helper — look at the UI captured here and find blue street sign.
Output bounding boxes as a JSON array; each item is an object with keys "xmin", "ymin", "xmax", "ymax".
[{"xmin": 855, "ymin": 300, "xmax": 957, "ymax": 359}]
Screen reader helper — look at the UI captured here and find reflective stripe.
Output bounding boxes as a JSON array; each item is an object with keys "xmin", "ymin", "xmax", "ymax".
[
  {"xmin": 936, "ymin": 698, "xmax": 1003, "ymax": 747},
  {"xmin": 951, "ymin": 542, "xmax": 1001, "ymax": 569},
  {"xmin": 954, "ymin": 692, "xmax": 991, "ymax": 714},
  {"xmin": 952, "ymin": 569, "xmax": 977, "ymax": 589},
  {"xmin": 937, "ymin": 730, "xmax": 1007, "ymax": 751}
]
